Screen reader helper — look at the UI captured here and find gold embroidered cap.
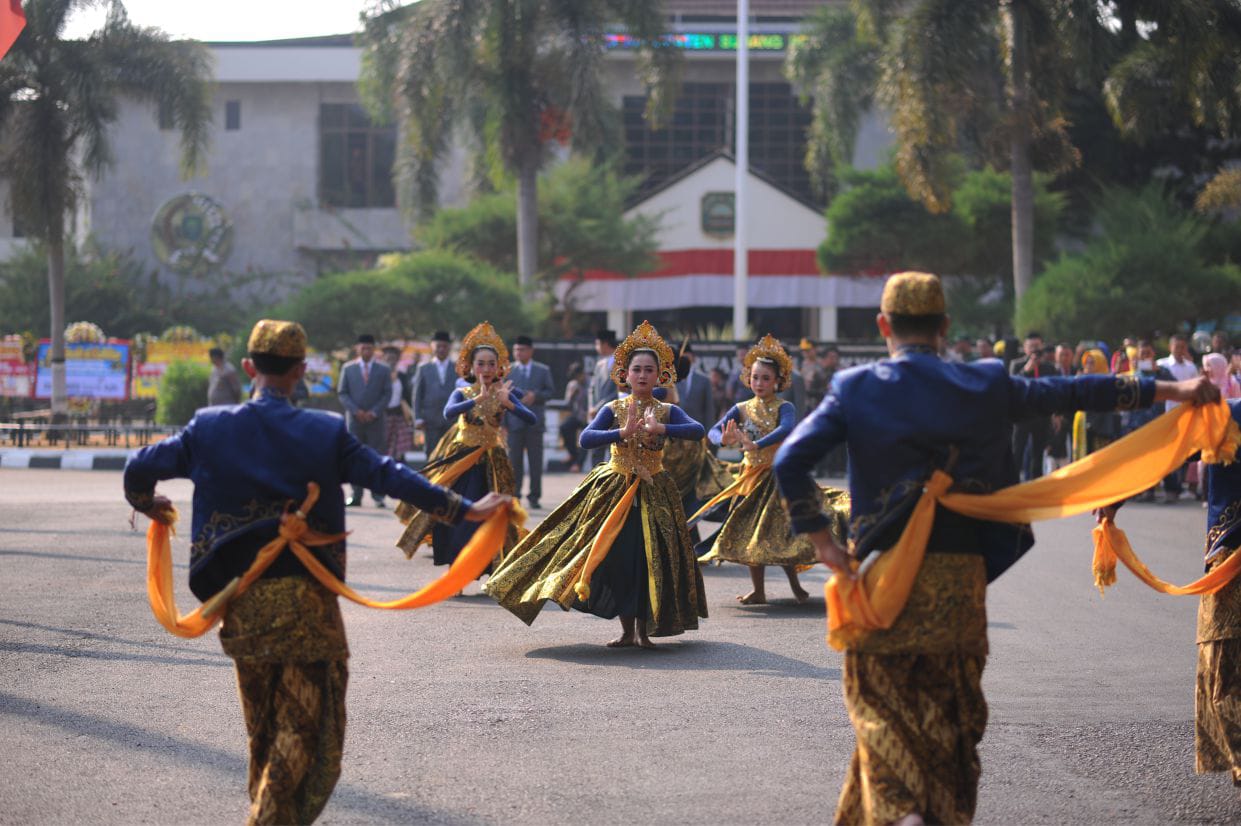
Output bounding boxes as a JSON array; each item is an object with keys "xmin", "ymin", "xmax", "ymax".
[
  {"xmin": 742, "ymin": 334, "xmax": 795, "ymax": 391},
  {"xmin": 612, "ymin": 320, "xmax": 677, "ymax": 389},
  {"xmin": 246, "ymin": 319, "xmax": 307, "ymax": 359},
  {"xmin": 880, "ymin": 271, "xmax": 946, "ymax": 316},
  {"xmin": 457, "ymin": 321, "xmax": 509, "ymax": 379}
]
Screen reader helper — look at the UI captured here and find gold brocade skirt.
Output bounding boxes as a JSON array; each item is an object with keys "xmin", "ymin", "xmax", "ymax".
[
  {"xmin": 836, "ymin": 554, "xmax": 989, "ymax": 826},
  {"xmin": 1196, "ymin": 547, "xmax": 1241, "ymax": 783},
  {"xmin": 662, "ymin": 437, "xmax": 734, "ymax": 507},
  {"xmin": 394, "ymin": 444, "xmax": 520, "ymax": 562},
  {"xmin": 483, "ymin": 464, "xmax": 708, "ymax": 637},
  {"xmin": 698, "ymin": 468, "xmax": 850, "ymax": 567},
  {"xmin": 219, "ymin": 578, "xmax": 348, "ymax": 826}
]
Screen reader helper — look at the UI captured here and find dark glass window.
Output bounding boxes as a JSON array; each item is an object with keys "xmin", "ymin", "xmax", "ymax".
[
  {"xmin": 319, "ymin": 103, "xmax": 397, "ymax": 208},
  {"xmin": 622, "ymin": 81, "xmax": 815, "ymax": 204},
  {"xmin": 225, "ymin": 100, "xmax": 241, "ymax": 131}
]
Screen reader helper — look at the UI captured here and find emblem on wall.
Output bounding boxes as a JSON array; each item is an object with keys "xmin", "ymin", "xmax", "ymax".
[
  {"xmin": 150, "ymin": 192, "xmax": 234, "ymax": 276},
  {"xmin": 701, "ymin": 192, "xmax": 735, "ymax": 237}
]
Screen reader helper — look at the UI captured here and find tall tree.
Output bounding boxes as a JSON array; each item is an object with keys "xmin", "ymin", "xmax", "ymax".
[
  {"xmin": 0, "ymin": 0, "xmax": 210, "ymax": 415},
  {"xmin": 787, "ymin": 1, "xmax": 1079, "ymax": 304},
  {"xmin": 358, "ymin": 0, "xmax": 678, "ymax": 292}
]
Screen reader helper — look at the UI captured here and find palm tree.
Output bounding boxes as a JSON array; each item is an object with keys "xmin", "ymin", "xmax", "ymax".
[
  {"xmin": 787, "ymin": 1, "xmax": 1079, "ymax": 304},
  {"xmin": 358, "ymin": 0, "xmax": 678, "ymax": 292},
  {"xmin": 0, "ymin": 0, "xmax": 211, "ymax": 416}
]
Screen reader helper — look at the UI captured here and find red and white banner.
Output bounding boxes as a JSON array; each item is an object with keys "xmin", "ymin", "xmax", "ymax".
[{"xmin": 564, "ymin": 248, "xmax": 886, "ymax": 312}]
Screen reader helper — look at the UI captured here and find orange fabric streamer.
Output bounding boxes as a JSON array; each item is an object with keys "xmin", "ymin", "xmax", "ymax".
[
  {"xmin": 146, "ymin": 482, "xmax": 524, "ymax": 639},
  {"xmin": 826, "ymin": 401, "xmax": 1240, "ymax": 650},
  {"xmin": 425, "ymin": 446, "xmax": 484, "ymax": 489},
  {"xmin": 686, "ymin": 461, "xmax": 767, "ymax": 526},
  {"xmin": 1091, "ymin": 519, "xmax": 1241, "ymax": 597},
  {"xmin": 574, "ymin": 475, "xmax": 641, "ymax": 601}
]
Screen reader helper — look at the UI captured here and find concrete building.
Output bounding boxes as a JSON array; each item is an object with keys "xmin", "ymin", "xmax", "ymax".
[{"xmin": 0, "ymin": 1, "xmax": 895, "ymax": 338}]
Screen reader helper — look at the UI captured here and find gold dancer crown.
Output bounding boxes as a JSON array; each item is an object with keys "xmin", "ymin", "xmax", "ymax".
[
  {"xmin": 457, "ymin": 321, "xmax": 509, "ymax": 379},
  {"xmin": 612, "ymin": 320, "xmax": 677, "ymax": 389},
  {"xmin": 742, "ymin": 334, "xmax": 794, "ymax": 391},
  {"xmin": 880, "ymin": 271, "xmax": 946, "ymax": 316},
  {"xmin": 247, "ymin": 319, "xmax": 307, "ymax": 359}
]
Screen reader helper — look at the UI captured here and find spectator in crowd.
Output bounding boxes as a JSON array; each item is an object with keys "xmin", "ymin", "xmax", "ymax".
[
  {"xmin": 1072, "ymin": 348, "xmax": 1120, "ymax": 461},
  {"xmin": 675, "ymin": 343, "xmax": 714, "ymax": 430},
  {"xmin": 709, "ymin": 367, "xmax": 730, "ymax": 424},
  {"xmin": 780, "ymin": 361, "xmax": 808, "ymax": 418},
  {"xmin": 586, "ymin": 329, "xmax": 618, "ymax": 467},
  {"xmin": 1124, "ymin": 340, "xmax": 1177, "ymax": 502},
  {"xmin": 413, "ymin": 331, "xmax": 456, "ymax": 456},
  {"xmin": 1159, "ymin": 333, "xmax": 1201, "ymax": 501},
  {"xmin": 1010, "ymin": 331, "xmax": 1056, "ymax": 480},
  {"xmin": 1111, "ymin": 337, "xmax": 1136, "ymax": 374},
  {"xmin": 1054, "ymin": 342, "xmax": 1077, "ymax": 377},
  {"xmin": 338, "ymin": 334, "xmax": 392, "ymax": 507},
  {"xmin": 381, "ymin": 345, "xmax": 413, "ymax": 466},
  {"xmin": 975, "ymin": 338, "xmax": 995, "ymax": 360},
  {"xmin": 727, "ymin": 344, "xmax": 753, "ymax": 404},
  {"xmin": 506, "ymin": 335, "xmax": 555, "ymax": 510},
  {"xmin": 1211, "ymin": 330, "xmax": 1232, "ymax": 355},
  {"xmin": 207, "ymin": 347, "xmax": 242, "ymax": 406},
  {"xmin": 559, "ymin": 361, "xmax": 589, "ymax": 472},
  {"xmin": 945, "ymin": 337, "xmax": 974, "ymax": 363},
  {"xmin": 799, "ymin": 339, "xmax": 825, "ymax": 409}
]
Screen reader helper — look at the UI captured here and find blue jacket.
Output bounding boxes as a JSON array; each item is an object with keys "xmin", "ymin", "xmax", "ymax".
[
  {"xmin": 774, "ymin": 347, "xmax": 1155, "ymax": 581},
  {"xmin": 124, "ymin": 388, "xmax": 471, "ymax": 600},
  {"xmin": 1205, "ymin": 399, "xmax": 1241, "ymax": 566}
]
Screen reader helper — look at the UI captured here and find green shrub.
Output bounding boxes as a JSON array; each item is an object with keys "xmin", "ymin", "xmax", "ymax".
[
  {"xmin": 156, "ymin": 360, "xmax": 211, "ymax": 425},
  {"xmin": 1018, "ymin": 185, "xmax": 1241, "ymax": 341},
  {"xmin": 273, "ymin": 249, "xmax": 538, "ymax": 349}
]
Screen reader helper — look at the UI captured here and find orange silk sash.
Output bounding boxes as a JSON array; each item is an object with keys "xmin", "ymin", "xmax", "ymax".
[
  {"xmin": 686, "ymin": 461, "xmax": 768, "ymax": 526},
  {"xmin": 826, "ymin": 401, "xmax": 1240, "ymax": 650},
  {"xmin": 146, "ymin": 483, "xmax": 524, "ymax": 639}
]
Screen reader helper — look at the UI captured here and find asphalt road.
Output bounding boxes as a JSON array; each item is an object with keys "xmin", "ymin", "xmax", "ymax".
[{"xmin": 1, "ymin": 468, "xmax": 1237, "ymax": 824}]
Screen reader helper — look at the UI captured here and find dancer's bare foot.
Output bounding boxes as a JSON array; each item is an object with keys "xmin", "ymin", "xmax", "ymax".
[
  {"xmin": 737, "ymin": 590, "xmax": 767, "ymax": 605},
  {"xmin": 606, "ymin": 635, "xmax": 635, "ymax": 648},
  {"xmin": 891, "ymin": 813, "xmax": 925, "ymax": 826},
  {"xmin": 784, "ymin": 566, "xmax": 809, "ymax": 604},
  {"xmin": 636, "ymin": 635, "xmax": 657, "ymax": 649}
]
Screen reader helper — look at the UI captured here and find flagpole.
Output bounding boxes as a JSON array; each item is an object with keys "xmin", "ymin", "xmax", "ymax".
[{"xmin": 732, "ymin": 0, "xmax": 749, "ymax": 339}]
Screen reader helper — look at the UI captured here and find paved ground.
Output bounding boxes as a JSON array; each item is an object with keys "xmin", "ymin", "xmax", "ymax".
[{"xmin": 1, "ymin": 468, "xmax": 1237, "ymax": 824}]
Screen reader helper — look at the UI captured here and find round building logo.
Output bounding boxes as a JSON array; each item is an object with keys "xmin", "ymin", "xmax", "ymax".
[{"xmin": 150, "ymin": 192, "xmax": 233, "ymax": 276}]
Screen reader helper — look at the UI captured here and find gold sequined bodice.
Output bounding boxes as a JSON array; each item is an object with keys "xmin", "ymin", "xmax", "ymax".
[
  {"xmin": 454, "ymin": 383, "xmax": 504, "ymax": 449},
  {"xmin": 607, "ymin": 396, "xmax": 668, "ymax": 481},
  {"xmin": 740, "ymin": 395, "xmax": 784, "ymax": 466}
]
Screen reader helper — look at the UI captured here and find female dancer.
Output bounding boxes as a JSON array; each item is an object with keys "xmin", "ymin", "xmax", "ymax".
[
  {"xmin": 662, "ymin": 355, "xmax": 734, "ymax": 543},
  {"xmin": 694, "ymin": 334, "xmax": 849, "ymax": 605},
  {"xmin": 395, "ymin": 322, "xmax": 535, "ymax": 567},
  {"xmin": 484, "ymin": 321, "xmax": 707, "ymax": 648}
]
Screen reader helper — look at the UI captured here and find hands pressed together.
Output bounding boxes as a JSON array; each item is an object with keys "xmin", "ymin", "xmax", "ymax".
[{"xmin": 720, "ymin": 419, "xmax": 757, "ymax": 452}]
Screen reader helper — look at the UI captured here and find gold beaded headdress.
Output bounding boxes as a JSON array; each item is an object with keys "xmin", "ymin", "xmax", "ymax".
[
  {"xmin": 247, "ymin": 319, "xmax": 307, "ymax": 359},
  {"xmin": 880, "ymin": 271, "xmax": 946, "ymax": 316},
  {"xmin": 611, "ymin": 320, "xmax": 677, "ymax": 389},
  {"xmin": 742, "ymin": 334, "xmax": 794, "ymax": 391},
  {"xmin": 457, "ymin": 321, "xmax": 509, "ymax": 379}
]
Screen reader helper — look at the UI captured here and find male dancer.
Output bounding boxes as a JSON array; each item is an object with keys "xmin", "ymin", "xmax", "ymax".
[
  {"xmin": 124, "ymin": 320, "xmax": 509, "ymax": 825},
  {"xmin": 774, "ymin": 273, "xmax": 1214, "ymax": 825}
]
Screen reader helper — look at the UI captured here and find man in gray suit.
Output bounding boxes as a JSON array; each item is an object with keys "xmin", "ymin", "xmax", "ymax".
[
  {"xmin": 338, "ymin": 334, "xmax": 392, "ymax": 507},
  {"xmin": 675, "ymin": 344, "xmax": 713, "ymax": 430},
  {"xmin": 413, "ymin": 330, "xmax": 457, "ymax": 459},
  {"xmin": 781, "ymin": 367, "xmax": 808, "ymax": 419},
  {"xmin": 506, "ymin": 335, "xmax": 556, "ymax": 509},
  {"xmin": 586, "ymin": 329, "xmax": 618, "ymax": 467}
]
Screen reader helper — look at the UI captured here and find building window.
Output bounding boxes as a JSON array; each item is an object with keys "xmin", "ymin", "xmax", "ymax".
[
  {"xmin": 157, "ymin": 101, "xmax": 174, "ymax": 130},
  {"xmin": 622, "ymin": 81, "xmax": 815, "ymax": 205},
  {"xmin": 319, "ymin": 103, "xmax": 396, "ymax": 209},
  {"xmin": 225, "ymin": 100, "xmax": 241, "ymax": 131}
]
